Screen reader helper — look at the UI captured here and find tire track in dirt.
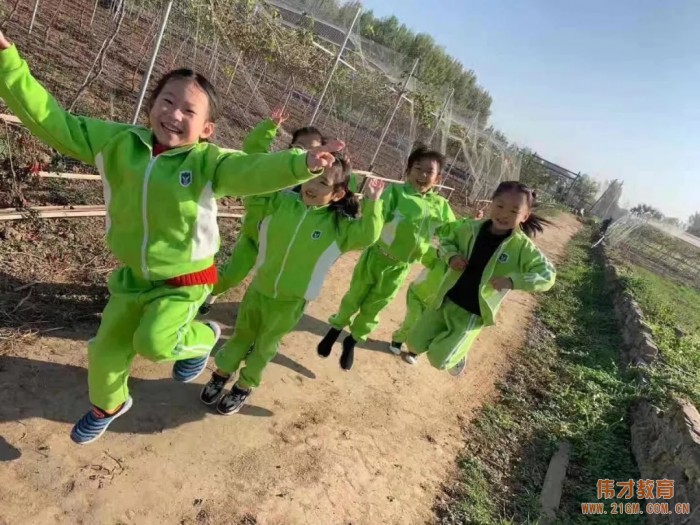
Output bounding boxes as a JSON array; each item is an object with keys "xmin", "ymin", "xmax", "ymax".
[{"xmin": 0, "ymin": 214, "xmax": 580, "ymax": 525}]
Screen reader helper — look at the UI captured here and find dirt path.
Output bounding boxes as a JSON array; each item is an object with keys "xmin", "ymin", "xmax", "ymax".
[{"xmin": 0, "ymin": 214, "xmax": 580, "ymax": 525}]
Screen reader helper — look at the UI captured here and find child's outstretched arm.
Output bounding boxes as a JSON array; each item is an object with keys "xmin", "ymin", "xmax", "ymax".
[
  {"xmin": 241, "ymin": 108, "xmax": 288, "ymax": 154},
  {"xmin": 0, "ymin": 35, "xmax": 133, "ymax": 166},
  {"xmin": 211, "ymin": 141, "xmax": 343, "ymax": 197},
  {"xmin": 507, "ymin": 241, "xmax": 556, "ymax": 293},
  {"xmin": 439, "ymin": 221, "xmax": 470, "ymax": 271},
  {"xmin": 425, "ymin": 206, "xmax": 457, "ymax": 268},
  {"xmin": 339, "ymin": 178, "xmax": 385, "ymax": 252}
]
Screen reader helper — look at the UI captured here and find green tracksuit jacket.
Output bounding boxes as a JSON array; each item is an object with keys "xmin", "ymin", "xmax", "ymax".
[
  {"xmin": 0, "ymin": 46, "xmax": 320, "ymax": 282},
  {"xmin": 215, "ymin": 191, "xmax": 383, "ymax": 388},
  {"xmin": 407, "ymin": 219, "xmax": 556, "ymax": 370},
  {"xmin": 330, "ymin": 183, "xmax": 455, "ymax": 341},
  {"xmin": 212, "ymin": 119, "xmax": 360, "ymax": 296}
]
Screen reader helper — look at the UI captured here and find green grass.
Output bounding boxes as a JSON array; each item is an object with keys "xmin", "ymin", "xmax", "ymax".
[
  {"xmin": 437, "ymin": 230, "xmax": 642, "ymax": 524},
  {"xmin": 617, "ymin": 264, "xmax": 700, "ymax": 406}
]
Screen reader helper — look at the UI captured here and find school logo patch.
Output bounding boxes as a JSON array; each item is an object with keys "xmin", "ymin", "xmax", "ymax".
[
  {"xmin": 311, "ymin": 230, "xmax": 322, "ymax": 240},
  {"xmin": 498, "ymin": 253, "xmax": 509, "ymax": 263},
  {"xmin": 179, "ymin": 171, "xmax": 193, "ymax": 187}
]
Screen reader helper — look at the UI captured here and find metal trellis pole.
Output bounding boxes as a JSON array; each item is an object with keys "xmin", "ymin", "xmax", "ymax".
[
  {"xmin": 368, "ymin": 58, "xmax": 419, "ymax": 172},
  {"xmin": 29, "ymin": 0, "xmax": 41, "ymax": 33},
  {"xmin": 131, "ymin": 0, "xmax": 174, "ymax": 124},
  {"xmin": 309, "ymin": 7, "xmax": 361, "ymax": 125}
]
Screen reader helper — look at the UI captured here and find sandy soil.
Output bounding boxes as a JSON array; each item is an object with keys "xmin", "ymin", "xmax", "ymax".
[{"xmin": 0, "ymin": 214, "xmax": 580, "ymax": 525}]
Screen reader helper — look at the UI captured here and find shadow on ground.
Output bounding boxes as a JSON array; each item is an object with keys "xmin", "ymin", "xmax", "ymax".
[{"xmin": 0, "ymin": 356, "xmax": 274, "ymax": 437}]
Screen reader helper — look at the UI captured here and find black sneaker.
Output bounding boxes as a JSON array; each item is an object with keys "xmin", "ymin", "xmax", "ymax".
[
  {"xmin": 389, "ymin": 341, "xmax": 403, "ymax": 355},
  {"xmin": 199, "ymin": 303, "xmax": 212, "ymax": 315},
  {"xmin": 402, "ymin": 352, "xmax": 419, "ymax": 365},
  {"xmin": 340, "ymin": 335, "xmax": 356, "ymax": 371},
  {"xmin": 199, "ymin": 294, "xmax": 217, "ymax": 316},
  {"xmin": 200, "ymin": 372, "xmax": 231, "ymax": 405},
  {"xmin": 216, "ymin": 384, "xmax": 251, "ymax": 415},
  {"xmin": 317, "ymin": 327, "xmax": 341, "ymax": 358}
]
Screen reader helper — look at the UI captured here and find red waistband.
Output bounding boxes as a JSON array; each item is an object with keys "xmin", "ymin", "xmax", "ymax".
[{"xmin": 165, "ymin": 264, "xmax": 218, "ymax": 287}]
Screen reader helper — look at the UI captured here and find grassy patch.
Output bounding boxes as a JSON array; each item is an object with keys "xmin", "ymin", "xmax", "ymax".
[
  {"xmin": 437, "ymin": 230, "xmax": 642, "ymax": 524},
  {"xmin": 616, "ymin": 264, "xmax": 700, "ymax": 406}
]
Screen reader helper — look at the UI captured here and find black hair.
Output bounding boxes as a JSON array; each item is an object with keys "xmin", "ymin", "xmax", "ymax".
[
  {"xmin": 148, "ymin": 69, "xmax": 220, "ymax": 121},
  {"xmin": 406, "ymin": 145, "xmax": 445, "ymax": 173},
  {"xmin": 491, "ymin": 181, "xmax": 553, "ymax": 237},
  {"xmin": 325, "ymin": 153, "xmax": 360, "ymax": 227},
  {"xmin": 289, "ymin": 126, "xmax": 324, "ymax": 148}
]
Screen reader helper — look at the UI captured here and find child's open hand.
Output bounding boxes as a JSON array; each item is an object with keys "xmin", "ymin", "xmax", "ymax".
[
  {"xmin": 365, "ymin": 178, "xmax": 385, "ymax": 200},
  {"xmin": 270, "ymin": 107, "xmax": 290, "ymax": 126},
  {"xmin": 0, "ymin": 30, "xmax": 11, "ymax": 50},
  {"xmin": 490, "ymin": 277, "xmax": 513, "ymax": 291},
  {"xmin": 449, "ymin": 255, "xmax": 468, "ymax": 271},
  {"xmin": 306, "ymin": 140, "xmax": 345, "ymax": 172}
]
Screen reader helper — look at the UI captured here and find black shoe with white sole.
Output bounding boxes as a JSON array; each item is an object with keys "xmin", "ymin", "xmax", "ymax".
[
  {"xmin": 216, "ymin": 384, "xmax": 251, "ymax": 415},
  {"xmin": 200, "ymin": 372, "xmax": 231, "ymax": 405},
  {"xmin": 389, "ymin": 341, "xmax": 403, "ymax": 355}
]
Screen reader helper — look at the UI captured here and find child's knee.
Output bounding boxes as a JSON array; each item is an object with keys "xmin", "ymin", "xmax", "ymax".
[{"xmin": 132, "ymin": 327, "xmax": 170, "ymax": 361}]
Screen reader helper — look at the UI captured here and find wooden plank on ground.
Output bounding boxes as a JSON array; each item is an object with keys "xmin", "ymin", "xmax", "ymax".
[
  {"xmin": 0, "ymin": 206, "xmax": 243, "ymax": 221},
  {"xmin": 38, "ymin": 172, "xmax": 101, "ymax": 181}
]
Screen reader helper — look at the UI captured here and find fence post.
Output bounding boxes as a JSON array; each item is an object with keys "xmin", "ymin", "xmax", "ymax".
[
  {"xmin": 28, "ymin": 0, "xmax": 41, "ymax": 33},
  {"xmin": 368, "ymin": 58, "xmax": 419, "ymax": 172},
  {"xmin": 309, "ymin": 7, "xmax": 361, "ymax": 125},
  {"xmin": 131, "ymin": 0, "xmax": 174, "ymax": 124}
]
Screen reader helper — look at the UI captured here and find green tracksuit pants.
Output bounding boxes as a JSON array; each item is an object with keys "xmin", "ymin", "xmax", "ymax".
[
  {"xmin": 88, "ymin": 267, "xmax": 215, "ymax": 411},
  {"xmin": 392, "ymin": 286, "xmax": 427, "ymax": 344},
  {"xmin": 329, "ymin": 245, "xmax": 411, "ymax": 342},
  {"xmin": 406, "ymin": 298, "xmax": 484, "ymax": 371},
  {"xmin": 214, "ymin": 286, "xmax": 305, "ymax": 389},
  {"xmin": 212, "ymin": 233, "xmax": 258, "ymax": 297}
]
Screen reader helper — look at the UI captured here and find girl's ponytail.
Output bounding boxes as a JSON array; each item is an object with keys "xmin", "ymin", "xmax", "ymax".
[
  {"xmin": 326, "ymin": 154, "xmax": 360, "ymax": 228},
  {"xmin": 520, "ymin": 211, "xmax": 552, "ymax": 237},
  {"xmin": 329, "ymin": 190, "xmax": 361, "ymax": 225}
]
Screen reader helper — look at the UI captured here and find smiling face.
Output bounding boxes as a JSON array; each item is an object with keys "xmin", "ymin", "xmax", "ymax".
[
  {"xmin": 300, "ymin": 166, "xmax": 346, "ymax": 207},
  {"xmin": 489, "ymin": 190, "xmax": 531, "ymax": 234},
  {"xmin": 148, "ymin": 77, "xmax": 215, "ymax": 148},
  {"xmin": 407, "ymin": 157, "xmax": 440, "ymax": 193}
]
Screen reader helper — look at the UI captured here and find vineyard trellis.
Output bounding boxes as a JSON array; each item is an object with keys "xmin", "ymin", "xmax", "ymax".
[
  {"xmin": 601, "ymin": 214, "xmax": 700, "ymax": 290},
  {"xmin": 0, "ymin": 0, "xmax": 517, "ymax": 217}
]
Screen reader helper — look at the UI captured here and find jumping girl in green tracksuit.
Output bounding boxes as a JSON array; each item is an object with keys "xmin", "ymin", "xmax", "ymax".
[
  {"xmin": 406, "ymin": 181, "xmax": 556, "ymax": 375},
  {"xmin": 199, "ymin": 109, "xmax": 326, "ymax": 313},
  {"xmin": 0, "ymin": 32, "xmax": 341, "ymax": 444},
  {"xmin": 317, "ymin": 146, "xmax": 456, "ymax": 370},
  {"xmin": 200, "ymin": 162, "xmax": 385, "ymax": 415},
  {"xmin": 200, "ymin": 111, "xmax": 362, "ymax": 314},
  {"xmin": 389, "ymin": 211, "xmax": 487, "ymax": 359}
]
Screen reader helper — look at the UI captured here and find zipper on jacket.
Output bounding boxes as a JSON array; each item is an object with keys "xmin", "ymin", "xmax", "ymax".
[
  {"xmin": 408, "ymin": 194, "xmax": 430, "ymax": 262},
  {"xmin": 273, "ymin": 208, "xmax": 309, "ymax": 298},
  {"xmin": 140, "ymin": 157, "xmax": 157, "ymax": 279}
]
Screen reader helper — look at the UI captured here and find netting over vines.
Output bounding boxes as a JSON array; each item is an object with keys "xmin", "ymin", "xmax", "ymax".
[{"xmin": 1, "ymin": 0, "xmax": 520, "ymax": 212}]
